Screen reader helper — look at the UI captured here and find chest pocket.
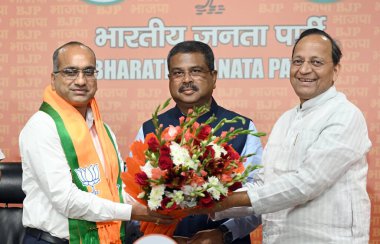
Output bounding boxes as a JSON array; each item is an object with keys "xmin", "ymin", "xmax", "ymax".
[{"xmin": 264, "ymin": 130, "xmax": 319, "ymax": 174}]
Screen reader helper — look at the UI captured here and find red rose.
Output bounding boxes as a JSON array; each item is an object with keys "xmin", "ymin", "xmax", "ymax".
[
  {"xmin": 199, "ymin": 192, "xmax": 214, "ymax": 208},
  {"xmin": 160, "ymin": 145, "xmax": 171, "ymax": 157},
  {"xmin": 147, "ymin": 136, "xmax": 160, "ymax": 152},
  {"xmin": 161, "ymin": 197, "xmax": 177, "ymax": 211},
  {"xmin": 197, "ymin": 125, "xmax": 212, "ymax": 140},
  {"xmin": 135, "ymin": 172, "xmax": 149, "ymax": 186},
  {"xmin": 228, "ymin": 182, "xmax": 242, "ymax": 192},
  {"xmin": 158, "ymin": 155, "xmax": 173, "ymax": 170}
]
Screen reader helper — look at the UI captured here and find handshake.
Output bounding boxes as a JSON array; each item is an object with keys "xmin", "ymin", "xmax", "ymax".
[
  {"xmin": 131, "ymin": 190, "xmax": 249, "ymax": 223},
  {"xmin": 130, "ymin": 190, "xmax": 251, "ymax": 243}
]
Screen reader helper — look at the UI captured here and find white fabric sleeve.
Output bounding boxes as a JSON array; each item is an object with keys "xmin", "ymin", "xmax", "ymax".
[{"xmin": 20, "ymin": 112, "xmax": 132, "ymax": 221}]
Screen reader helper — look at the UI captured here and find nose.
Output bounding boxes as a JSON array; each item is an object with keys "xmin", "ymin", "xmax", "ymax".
[
  {"xmin": 298, "ymin": 61, "xmax": 312, "ymax": 74},
  {"xmin": 74, "ymin": 71, "xmax": 87, "ymax": 85},
  {"xmin": 183, "ymin": 71, "xmax": 193, "ymax": 83}
]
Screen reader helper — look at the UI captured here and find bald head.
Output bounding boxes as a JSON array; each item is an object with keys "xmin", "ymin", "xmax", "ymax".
[{"xmin": 52, "ymin": 41, "xmax": 96, "ymax": 72}]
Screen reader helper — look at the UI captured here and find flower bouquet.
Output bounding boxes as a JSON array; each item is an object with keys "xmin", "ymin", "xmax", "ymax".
[{"xmin": 121, "ymin": 99, "xmax": 263, "ymax": 236}]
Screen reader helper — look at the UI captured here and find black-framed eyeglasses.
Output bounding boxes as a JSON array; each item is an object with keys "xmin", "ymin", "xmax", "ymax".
[
  {"xmin": 291, "ymin": 58, "xmax": 333, "ymax": 69},
  {"xmin": 168, "ymin": 68, "xmax": 213, "ymax": 80},
  {"xmin": 53, "ymin": 67, "xmax": 98, "ymax": 80}
]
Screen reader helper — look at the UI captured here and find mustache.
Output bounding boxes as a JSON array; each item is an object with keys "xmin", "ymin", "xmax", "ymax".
[{"xmin": 178, "ymin": 82, "xmax": 199, "ymax": 93}]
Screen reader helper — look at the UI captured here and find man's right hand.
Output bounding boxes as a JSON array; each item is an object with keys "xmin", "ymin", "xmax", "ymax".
[{"xmin": 130, "ymin": 203, "xmax": 174, "ymax": 225}]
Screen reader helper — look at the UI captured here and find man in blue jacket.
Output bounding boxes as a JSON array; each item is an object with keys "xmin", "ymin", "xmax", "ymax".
[{"xmin": 135, "ymin": 41, "xmax": 263, "ymax": 243}]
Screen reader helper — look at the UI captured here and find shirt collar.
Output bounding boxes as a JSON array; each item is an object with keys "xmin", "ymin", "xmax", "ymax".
[
  {"xmin": 85, "ymin": 107, "xmax": 95, "ymax": 129},
  {"xmin": 297, "ymin": 86, "xmax": 337, "ymax": 112}
]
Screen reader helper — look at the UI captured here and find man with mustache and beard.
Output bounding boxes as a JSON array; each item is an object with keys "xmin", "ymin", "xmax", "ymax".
[
  {"xmin": 134, "ymin": 41, "xmax": 263, "ymax": 243},
  {"xmin": 197, "ymin": 29, "xmax": 372, "ymax": 244}
]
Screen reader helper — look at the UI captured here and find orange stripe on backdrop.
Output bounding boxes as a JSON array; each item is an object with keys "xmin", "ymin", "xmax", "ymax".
[{"xmin": 1, "ymin": 0, "xmax": 379, "ymax": 242}]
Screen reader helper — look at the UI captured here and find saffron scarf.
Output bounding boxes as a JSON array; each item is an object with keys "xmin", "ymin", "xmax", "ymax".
[{"xmin": 40, "ymin": 85, "xmax": 125, "ymax": 244}]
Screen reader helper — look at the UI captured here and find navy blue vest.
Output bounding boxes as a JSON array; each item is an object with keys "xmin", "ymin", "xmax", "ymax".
[{"xmin": 142, "ymin": 99, "xmax": 251, "ymax": 243}]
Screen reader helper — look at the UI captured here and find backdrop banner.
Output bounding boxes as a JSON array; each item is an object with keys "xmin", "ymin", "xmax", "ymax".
[{"xmin": 0, "ymin": 0, "xmax": 379, "ymax": 242}]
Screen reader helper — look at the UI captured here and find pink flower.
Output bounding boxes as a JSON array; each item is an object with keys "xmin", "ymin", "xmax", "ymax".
[
  {"xmin": 184, "ymin": 129, "xmax": 194, "ymax": 141},
  {"xmin": 221, "ymin": 174, "xmax": 233, "ymax": 183},
  {"xmin": 179, "ymin": 116, "xmax": 185, "ymax": 125},
  {"xmin": 163, "ymin": 125, "xmax": 181, "ymax": 141},
  {"xmin": 192, "ymin": 121, "xmax": 200, "ymax": 130},
  {"xmin": 151, "ymin": 168, "xmax": 166, "ymax": 181},
  {"xmin": 190, "ymin": 173, "xmax": 206, "ymax": 186},
  {"xmin": 187, "ymin": 108, "xmax": 194, "ymax": 115}
]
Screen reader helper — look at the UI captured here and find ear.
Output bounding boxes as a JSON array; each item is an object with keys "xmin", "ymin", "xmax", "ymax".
[
  {"xmin": 50, "ymin": 73, "xmax": 56, "ymax": 90},
  {"xmin": 333, "ymin": 63, "xmax": 341, "ymax": 83},
  {"xmin": 211, "ymin": 70, "xmax": 217, "ymax": 89}
]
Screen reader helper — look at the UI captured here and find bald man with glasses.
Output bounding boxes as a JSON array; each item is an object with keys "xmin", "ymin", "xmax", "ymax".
[{"xmin": 19, "ymin": 41, "xmax": 172, "ymax": 244}]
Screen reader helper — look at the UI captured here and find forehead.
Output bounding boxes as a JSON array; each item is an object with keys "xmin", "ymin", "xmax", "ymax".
[
  {"xmin": 293, "ymin": 34, "xmax": 332, "ymax": 58},
  {"xmin": 169, "ymin": 52, "xmax": 207, "ymax": 69},
  {"xmin": 58, "ymin": 45, "xmax": 95, "ymax": 67}
]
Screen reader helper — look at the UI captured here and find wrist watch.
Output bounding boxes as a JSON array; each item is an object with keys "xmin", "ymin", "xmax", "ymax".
[{"xmin": 218, "ymin": 224, "xmax": 233, "ymax": 244}]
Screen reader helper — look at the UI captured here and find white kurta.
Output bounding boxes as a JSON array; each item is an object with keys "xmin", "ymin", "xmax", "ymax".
[
  {"xmin": 246, "ymin": 86, "xmax": 371, "ymax": 243},
  {"xmin": 20, "ymin": 109, "xmax": 132, "ymax": 239}
]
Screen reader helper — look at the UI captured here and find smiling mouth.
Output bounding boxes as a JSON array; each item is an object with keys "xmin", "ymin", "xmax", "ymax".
[{"xmin": 298, "ymin": 78, "xmax": 316, "ymax": 82}]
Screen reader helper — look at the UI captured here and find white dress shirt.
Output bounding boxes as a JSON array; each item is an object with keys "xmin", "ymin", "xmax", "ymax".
[
  {"xmin": 245, "ymin": 86, "xmax": 371, "ymax": 243},
  {"xmin": 19, "ymin": 109, "xmax": 132, "ymax": 239},
  {"xmin": 0, "ymin": 148, "xmax": 4, "ymax": 160}
]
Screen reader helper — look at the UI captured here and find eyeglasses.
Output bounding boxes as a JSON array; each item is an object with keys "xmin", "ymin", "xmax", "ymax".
[
  {"xmin": 291, "ymin": 58, "xmax": 333, "ymax": 69},
  {"xmin": 53, "ymin": 67, "xmax": 98, "ymax": 81},
  {"xmin": 169, "ymin": 68, "xmax": 212, "ymax": 80}
]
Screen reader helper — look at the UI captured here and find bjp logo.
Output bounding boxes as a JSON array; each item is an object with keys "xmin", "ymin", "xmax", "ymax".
[{"xmin": 75, "ymin": 164, "xmax": 101, "ymax": 195}]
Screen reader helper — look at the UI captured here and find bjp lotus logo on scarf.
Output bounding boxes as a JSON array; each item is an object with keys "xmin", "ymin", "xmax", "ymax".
[{"xmin": 75, "ymin": 164, "xmax": 101, "ymax": 195}]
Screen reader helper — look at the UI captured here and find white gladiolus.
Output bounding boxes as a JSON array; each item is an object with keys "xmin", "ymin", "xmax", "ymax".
[
  {"xmin": 148, "ymin": 185, "xmax": 165, "ymax": 210},
  {"xmin": 205, "ymin": 176, "xmax": 228, "ymax": 200},
  {"xmin": 140, "ymin": 162, "xmax": 154, "ymax": 178},
  {"xmin": 167, "ymin": 190, "xmax": 185, "ymax": 204},
  {"xmin": 208, "ymin": 142, "xmax": 227, "ymax": 159},
  {"xmin": 148, "ymin": 198, "xmax": 161, "ymax": 210},
  {"xmin": 170, "ymin": 142, "xmax": 197, "ymax": 170}
]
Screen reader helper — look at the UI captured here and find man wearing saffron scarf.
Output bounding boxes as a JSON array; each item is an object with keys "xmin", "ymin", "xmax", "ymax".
[{"xmin": 19, "ymin": 42, "xmax": 172, "ymax": 244}]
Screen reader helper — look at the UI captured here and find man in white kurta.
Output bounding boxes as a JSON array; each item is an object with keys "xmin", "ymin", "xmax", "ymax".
[
  {"xmin": 246, "ymin": 85, "xmax": 371, "ymax": 243},
  {"xmin": 202, "ymin": 28, "xmax": 371, "ymax": 244}
]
